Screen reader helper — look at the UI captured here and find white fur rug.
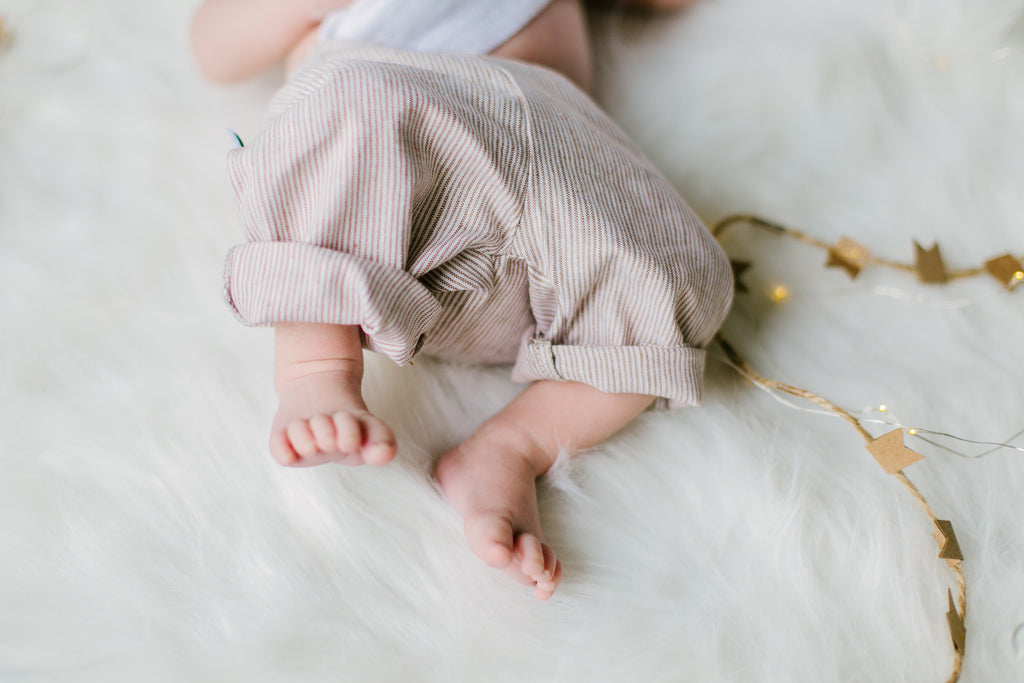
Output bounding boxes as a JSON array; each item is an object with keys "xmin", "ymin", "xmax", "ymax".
[{"xmin": 3, "ymin": 0, "xmax": 1023, "ymax": 680}]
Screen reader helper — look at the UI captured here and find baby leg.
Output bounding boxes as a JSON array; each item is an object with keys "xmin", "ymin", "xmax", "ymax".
[
  {"xmin": 434, "ymin": 380, "xmax": 653, "ymax": 600},
  {"xmin": 270, "ymin": 322, "xmax": 397, "ymax": 467}
]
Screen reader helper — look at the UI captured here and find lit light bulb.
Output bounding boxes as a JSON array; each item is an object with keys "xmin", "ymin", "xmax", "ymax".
[{"xmin": 769, "ymin": 285, "xmax": 790, "ymax": 303}]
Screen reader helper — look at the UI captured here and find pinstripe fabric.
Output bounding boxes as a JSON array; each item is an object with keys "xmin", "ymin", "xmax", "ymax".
[{"xmin": 224, "ymin": 44, "xmax": 733, "ymax": 404}]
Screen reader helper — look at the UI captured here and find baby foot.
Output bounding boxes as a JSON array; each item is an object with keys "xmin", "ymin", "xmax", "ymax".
[
  {"xmin": 434, "ymin": 429, "xmax": 562, "ymax": 600},
  {"xmin": 270, "ymin": 369, "xmax": 397, "ymax": 467}
]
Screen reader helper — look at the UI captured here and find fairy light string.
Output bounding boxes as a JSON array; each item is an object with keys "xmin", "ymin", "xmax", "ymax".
[
  {"xmin": 721, "ymin": 357, "xmax": 1024, "ymax": 460},
  {"xmin": 715, "ymin": 336, "xmax": 967, "ymax": 682},
  {"xmin": 703, "ymin": 212, "xmax": 1024, "ymax": 682}
]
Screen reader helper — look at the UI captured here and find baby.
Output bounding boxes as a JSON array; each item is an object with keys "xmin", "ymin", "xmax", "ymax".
[{"xmin": 192, "ymin": 0, "xmax": 729, "ymax": 601}]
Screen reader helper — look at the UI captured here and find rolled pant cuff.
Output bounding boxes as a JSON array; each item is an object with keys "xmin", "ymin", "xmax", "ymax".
[
  {"xmin": 511, "ymin": 338, "xmax": 707, "ymax": 406},
  {"xmin": 224, "ymin": 242, "xmax": 442, "ymax": 366}
]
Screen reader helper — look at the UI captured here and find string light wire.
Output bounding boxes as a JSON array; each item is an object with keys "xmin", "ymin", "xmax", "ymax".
[
  {"xmin": 716, "ymin": 335, "xmax": 967, "ymax": 682},
  {"xmin": 907, "ymin": 428, "xmax": 1024, "ymax": 459},
  {"xmin": 705, "ymin": 213, "xmax": 1023, "ymax": 683},
  {"xmin": 721, "ymin": 351, "xmax": 1024, "ymax": 459}
]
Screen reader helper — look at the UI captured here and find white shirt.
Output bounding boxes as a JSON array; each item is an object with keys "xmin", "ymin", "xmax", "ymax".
[{"xmin": 319, "ymin": 0, "xmax": 552, "ymax": 54}]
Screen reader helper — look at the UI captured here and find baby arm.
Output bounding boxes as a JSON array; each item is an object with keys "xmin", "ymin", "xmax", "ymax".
[
  {"xmin": 271, "ymin": 322, "xmax": 397, "ymax": 467},
  {"xmin": 190, "ymin": 0, "xmax": 351, "ymax": 83}
]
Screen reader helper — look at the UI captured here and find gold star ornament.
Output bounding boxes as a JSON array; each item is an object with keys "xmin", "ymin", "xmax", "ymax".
[
  {"xmin": 984, "ymin": 254, "xmax": 1024, "ymax": 290},
  {"xmin": 933, "ymin": 519, "xmax": 963, "ymax": 566},
  {"xmin": 913, "ymin": 242, "xmax": 948, "ymax": 284},
  {"xmin": 865, "ymin": 429, "xmax": 924, "ymax": 474},
  {"xmin": 730, "ymin": 260, "xmax": 751, "ymax": 294},
  {"xmin": 825, "ymin": 237, "xmax": 870, "ymax": 279},
  {"xmin": 946, "ymin": 590, "xmax": 966, "ymax": 653}
]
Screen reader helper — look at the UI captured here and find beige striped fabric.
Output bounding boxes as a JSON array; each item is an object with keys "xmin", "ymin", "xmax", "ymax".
[{"xmin": 224, "ymin": 44, "xmax": 733, "ymax": 405}]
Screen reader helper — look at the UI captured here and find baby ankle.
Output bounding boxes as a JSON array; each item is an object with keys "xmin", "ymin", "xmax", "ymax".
[
  {"xmin": 273, "ymin": 359, "xmax": 364, "ymax": 396},
  {"xmin": 474, "ymin": 418, "xmax": 559, "ymax": 478}
]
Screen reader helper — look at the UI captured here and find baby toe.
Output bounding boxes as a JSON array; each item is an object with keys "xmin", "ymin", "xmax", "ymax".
[
  {"xmin": 515, "ymin": 533, "xmax": 546, "ymax": 580},
  {"xmin": 308, "ymin": 414, "xmax": 337, "ymax": 452},
  {"xmin": 540, "ymin": 543, "xmax": 558, "ymax": 582},
  {"xmin": 286, "ymin": 420, "xmax": 318, "ymax": 457},
  {"xmin": 533, "ymin": 580, "xmax": 557, "ymax": 601},
  {"xmin": 532, "ymin": 559, "xmax": 561, "ymax": 601},
  {"xmin": 359, "ymin": 414, "xmax": 397, "ymax": 466},
  {"xmin": 269, "ymin": 429, "xmax": 299, "ymax": 466},
  {"xmin": 464, "ymin": 515, "xmax": 516, "ymax": 569},
  {"xmin": 331, "ymin": 411, "xmax": 363, "ymax": 455}
]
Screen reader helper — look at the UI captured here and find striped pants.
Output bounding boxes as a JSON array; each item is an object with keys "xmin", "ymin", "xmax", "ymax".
[{"xmin": 224, "ymin": 44, "xmax": 733, "ymax": 405}]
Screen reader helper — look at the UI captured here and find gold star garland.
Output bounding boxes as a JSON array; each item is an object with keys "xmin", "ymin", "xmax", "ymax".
[
  {"xmin": 705, "ymin": 213, "xmax": 1019, "ymax": 683},
  {"xmin": 715, "ymin": 337, "xmax": 968, "ymax": 682},
  {"xmin": 713, "ymin": 213, "xmax": 1024, "ymax": 291}
]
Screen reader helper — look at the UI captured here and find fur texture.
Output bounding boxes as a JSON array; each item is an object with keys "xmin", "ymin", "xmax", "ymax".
[{"xmin": 2, "ymin": 0, "xmax": 1023, "ymax": 680}]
